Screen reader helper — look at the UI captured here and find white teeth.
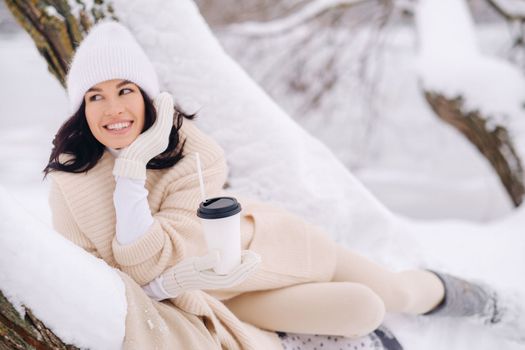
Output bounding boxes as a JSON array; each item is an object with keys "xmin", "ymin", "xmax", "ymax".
[{"xmin": 106, "ymin": 122, "xmax": 131, "ymax": 130}]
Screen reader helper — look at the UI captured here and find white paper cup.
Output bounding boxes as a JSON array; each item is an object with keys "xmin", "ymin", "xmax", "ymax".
[{"xmin": 197, "ymin": 197, "xmax": 242, "ymax": 275}]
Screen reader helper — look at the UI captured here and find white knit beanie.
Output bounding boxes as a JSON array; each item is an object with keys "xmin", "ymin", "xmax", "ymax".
[{"xmin": 66, "ymin": 21, "xmax": 160, "ymax": 113}]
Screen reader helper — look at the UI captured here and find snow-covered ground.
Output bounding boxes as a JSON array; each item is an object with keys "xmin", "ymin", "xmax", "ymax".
[{"xmin": 1, "ymin": 0, "xmax": 525, "ymax": 349}]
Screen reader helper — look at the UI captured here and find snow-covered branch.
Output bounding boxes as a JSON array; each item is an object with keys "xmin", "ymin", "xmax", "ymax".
[
  {"xmin": 393, "ymin": 0, "xmax": 418, "ymax": 15},
  {"xmin": 486, "ymin": 0, "xmax": 525, "ymax": 19},
  {"xmin": 225, "ymin": 0, "xmax": 372, "ymax": 36},
  {"xmin": 415, "ymin": 0, "xmax": 525, "ymax": 207},
  {"xmin": 482, "ymin": 0, "xmax": 525, "ymax": 73},
  {"xmin": 0, "ymin": 186, "xmax": 126, "ymax": 349}
]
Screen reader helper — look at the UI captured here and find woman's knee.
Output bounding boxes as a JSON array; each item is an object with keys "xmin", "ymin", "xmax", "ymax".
[
  {"xmin": 333, "ymin": 283, "xmax": 386, "ymax": 338},
  {"xmin": 384, "ymin": 272, "xmax": 417, "ymax": 313}
]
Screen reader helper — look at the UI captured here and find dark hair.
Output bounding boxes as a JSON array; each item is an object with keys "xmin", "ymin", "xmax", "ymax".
[{"xmin": 43, "ymin": 88, "xmax": 195, "ymax": 178}]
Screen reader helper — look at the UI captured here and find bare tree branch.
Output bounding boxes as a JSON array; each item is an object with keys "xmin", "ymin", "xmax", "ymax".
[
  {"xmin": 225, "ymin": 0, "xmax": 373, "ymax": 36},
  {"xmin": 482, "ymin": 0, "xmax": 525, "ymax": 71},
  {"xmin": 425, "ymin": 92, "xmax": 524, "ymax": 207},
  {"xmin": 486, "ymin": 0, "xmax": 525, "ymax": 20}
]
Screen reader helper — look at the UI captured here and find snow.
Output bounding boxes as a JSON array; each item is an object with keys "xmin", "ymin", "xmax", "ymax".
[
  {"xmin": 1, "ymin": 0, "xmax": 525, "ymax": 349},
  {"xmin": 44, "ymin": 6, "xmax": 64, "ymax": 21},
  {"xmin": 0, "ymin": 185, "xmax": 126, "ymax": 349},
  {"xmin": 0, "ymin": 31, "xmax": 126, "ymax": 350},
  {"xmin": 67, "ymin": 0, "xmax": 95, "ymax": 20}
]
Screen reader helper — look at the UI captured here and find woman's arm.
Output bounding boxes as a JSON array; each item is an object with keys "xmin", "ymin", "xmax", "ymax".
[
  {"xmin": 112, "ymin": 159, "xmax": 261, "ymax": 301},
  {"xmin": 112, "ymin": 176, "xmax": 154, "ymax": 245},
  {"xmin": 111, "ymin": 156, "xmax": 227, "ymax": 285}
]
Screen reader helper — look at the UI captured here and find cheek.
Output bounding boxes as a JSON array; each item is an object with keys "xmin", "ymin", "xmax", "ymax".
[
  {"xmin": 84, "ymin": 106, "xmax": 102, "ymax": 135},
  {"xmin": 133, "ymin": 101, "xmax": 146, "ymax": 132}
]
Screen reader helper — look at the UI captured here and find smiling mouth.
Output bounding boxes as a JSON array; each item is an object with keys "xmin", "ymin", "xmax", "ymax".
[{"xmin": 104, "ymin": 121, "xmax": 133, "ymax": 132}]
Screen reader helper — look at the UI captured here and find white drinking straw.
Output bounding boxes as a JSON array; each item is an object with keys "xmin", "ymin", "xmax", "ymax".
[{"xmin": 195, "ymin": 152, "xmax": 207, "ymax": 202}]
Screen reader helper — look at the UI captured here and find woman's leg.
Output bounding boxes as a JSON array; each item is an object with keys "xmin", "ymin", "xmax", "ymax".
[
  {"xmin": 332, "ymin": 245, "xmax": 445, "ymax": 314},
  {"xmin": 224, "ymin": 282, "xmax": 386, "ymax": 338}
]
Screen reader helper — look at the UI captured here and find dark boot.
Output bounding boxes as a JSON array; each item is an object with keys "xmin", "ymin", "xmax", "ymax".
[
  {"xmin": 425, "ymin": 271, "xmax": 524, "ymax": 343},
  {"xmin": 424, "ymin": 271, "xmax": 498, "ymax": 321}
]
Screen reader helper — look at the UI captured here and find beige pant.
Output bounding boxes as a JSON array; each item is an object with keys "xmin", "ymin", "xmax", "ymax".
[{"xmin": 224, "ymin": 245, "xmax": 444, "ymax": 338}]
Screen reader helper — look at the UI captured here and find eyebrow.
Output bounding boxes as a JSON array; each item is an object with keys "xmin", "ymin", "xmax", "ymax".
[{"xmin": 86, "ymin": 80, "xmax": 134, "ymax": 93}]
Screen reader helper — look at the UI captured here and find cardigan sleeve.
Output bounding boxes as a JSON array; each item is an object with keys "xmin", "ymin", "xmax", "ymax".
[
  {"xmin": 48, "ymin": 177, "xmax": 102, "ymax": 259},
  {"xmin": 111, "ymin": 156, "xmax": 227, "ymax": 285}
]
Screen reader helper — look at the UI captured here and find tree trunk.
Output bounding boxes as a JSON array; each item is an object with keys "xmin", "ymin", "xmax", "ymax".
[
  {"xmin": 2, "ymin": 2, "xmax": 115, "ymax": 348},
  {"xmin": 0, "ymin": 290, "xmax": 79, "ymax": 349},
  {"xmin": 4, "ymin": 0, "xmax": 117, "ymax": 86},
  {"xmin": 425, "ymin": 91, "xmax": 525, "ymax": 207}
]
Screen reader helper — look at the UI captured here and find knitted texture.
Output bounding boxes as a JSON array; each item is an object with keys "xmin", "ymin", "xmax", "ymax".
[
  {"xmin": 426, "ymin": 271, "xmax": 525, "ymax": 343},
  {"xmin": 113, "ymin": 92, "xmax": 174, "ymax": 179},
  {"xmin": 425, "ymin": 271, "xmax": 497, "ymax": 321},
  {"xmin": 66, "ymin": 21, "xmax": 159, "ymax": 113},
  {"xmin": 159, "ymin": 250, "xmax": 261, "ymax": 298}
]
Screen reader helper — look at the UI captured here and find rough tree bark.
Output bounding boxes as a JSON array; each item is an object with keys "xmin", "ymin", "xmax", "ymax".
[
  {"xmin": 425, "ymin": 92, "xmax": 524, "ymax": 207},
  {"xmin": 0, "ymin": 290, "xmax": 79, "ymax": 349},
  {"xmin": 1, "ymin": 2, "xmax": 115, "ymax": 348},
  {"xmin": 4, "ymin": 0, "xmax": 117, "ymax": 86}
]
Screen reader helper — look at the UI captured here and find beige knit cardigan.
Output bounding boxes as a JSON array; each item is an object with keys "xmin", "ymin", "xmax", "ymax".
[{"xmin": 49, "ymin": 119, "xmax": 337, "ymax": 349}]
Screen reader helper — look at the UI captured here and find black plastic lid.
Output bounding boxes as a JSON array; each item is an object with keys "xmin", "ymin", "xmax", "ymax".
[{"xmin": 197, "ymin": 196, "xmax": 242, "ymax": 219}]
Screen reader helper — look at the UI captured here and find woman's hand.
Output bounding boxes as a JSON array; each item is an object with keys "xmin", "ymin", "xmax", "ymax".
[
  {"xmin": 142, "ymin": 250, "xmax": 261, "ymax": 300},
  {"xmin": 113, "ymin": 92, "xmax": 174, "ymax": 179}
]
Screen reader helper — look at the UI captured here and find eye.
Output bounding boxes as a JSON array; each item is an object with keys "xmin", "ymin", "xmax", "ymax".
[
  {"xmin": 88, "ymin": 94, "xmax": 102, "ymax": 102},
  {"xmin": 120, "ymin": 87, "xmax": 133, "ymax": 95}
]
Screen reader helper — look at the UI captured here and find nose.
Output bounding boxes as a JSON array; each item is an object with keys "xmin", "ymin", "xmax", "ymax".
[{"xmin": 103, "ymin": 97, "xmax": 125, "ymax": 116}]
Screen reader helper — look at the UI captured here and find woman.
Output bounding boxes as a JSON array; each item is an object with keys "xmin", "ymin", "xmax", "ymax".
[{"xmin": 44, "ymin": 21, "xmax": 518, "ymax": 349}]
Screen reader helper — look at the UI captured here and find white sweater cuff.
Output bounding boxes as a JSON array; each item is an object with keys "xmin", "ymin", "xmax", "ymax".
[
  {"xmin": 142, "ymin": 275, "xmax": 174, "ymax": 301},
  {"xmin": 113, "ymin": 176, "xmax": 154, "ymax": 245}
]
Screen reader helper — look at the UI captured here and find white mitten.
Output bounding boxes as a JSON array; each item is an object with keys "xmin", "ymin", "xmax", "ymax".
[
  {"xmin": 143, "ymin": 250, "xmax": 261, "ymax": 300},
  {"xmin": 113, "ymin": 92, "xmax": 174, "ymax": 179}
]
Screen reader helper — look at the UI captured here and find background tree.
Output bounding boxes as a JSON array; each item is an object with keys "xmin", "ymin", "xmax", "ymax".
[
  {"xmin": 4, "ymin": 0, "xmax": 116, "ymax": 86},
  {"xmin": 201, "ymin": 0, "xmax": 525, "ymax": 207}
]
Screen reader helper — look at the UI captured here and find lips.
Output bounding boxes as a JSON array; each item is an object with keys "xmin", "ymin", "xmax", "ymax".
[{"xmin": 103, "ymin": 120, "xmax": 134, "ymax": 134}]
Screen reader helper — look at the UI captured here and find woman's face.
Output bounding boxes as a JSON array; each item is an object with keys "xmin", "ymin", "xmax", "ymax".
[{"xmin": 84, "ymin": 79, "xmax": 145, "ymax": 150}]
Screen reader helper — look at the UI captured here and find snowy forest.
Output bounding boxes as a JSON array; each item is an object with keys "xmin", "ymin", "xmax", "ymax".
[{"xmin": 1, "ymin": 0, "xmax": 525, "ymax": 349}]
